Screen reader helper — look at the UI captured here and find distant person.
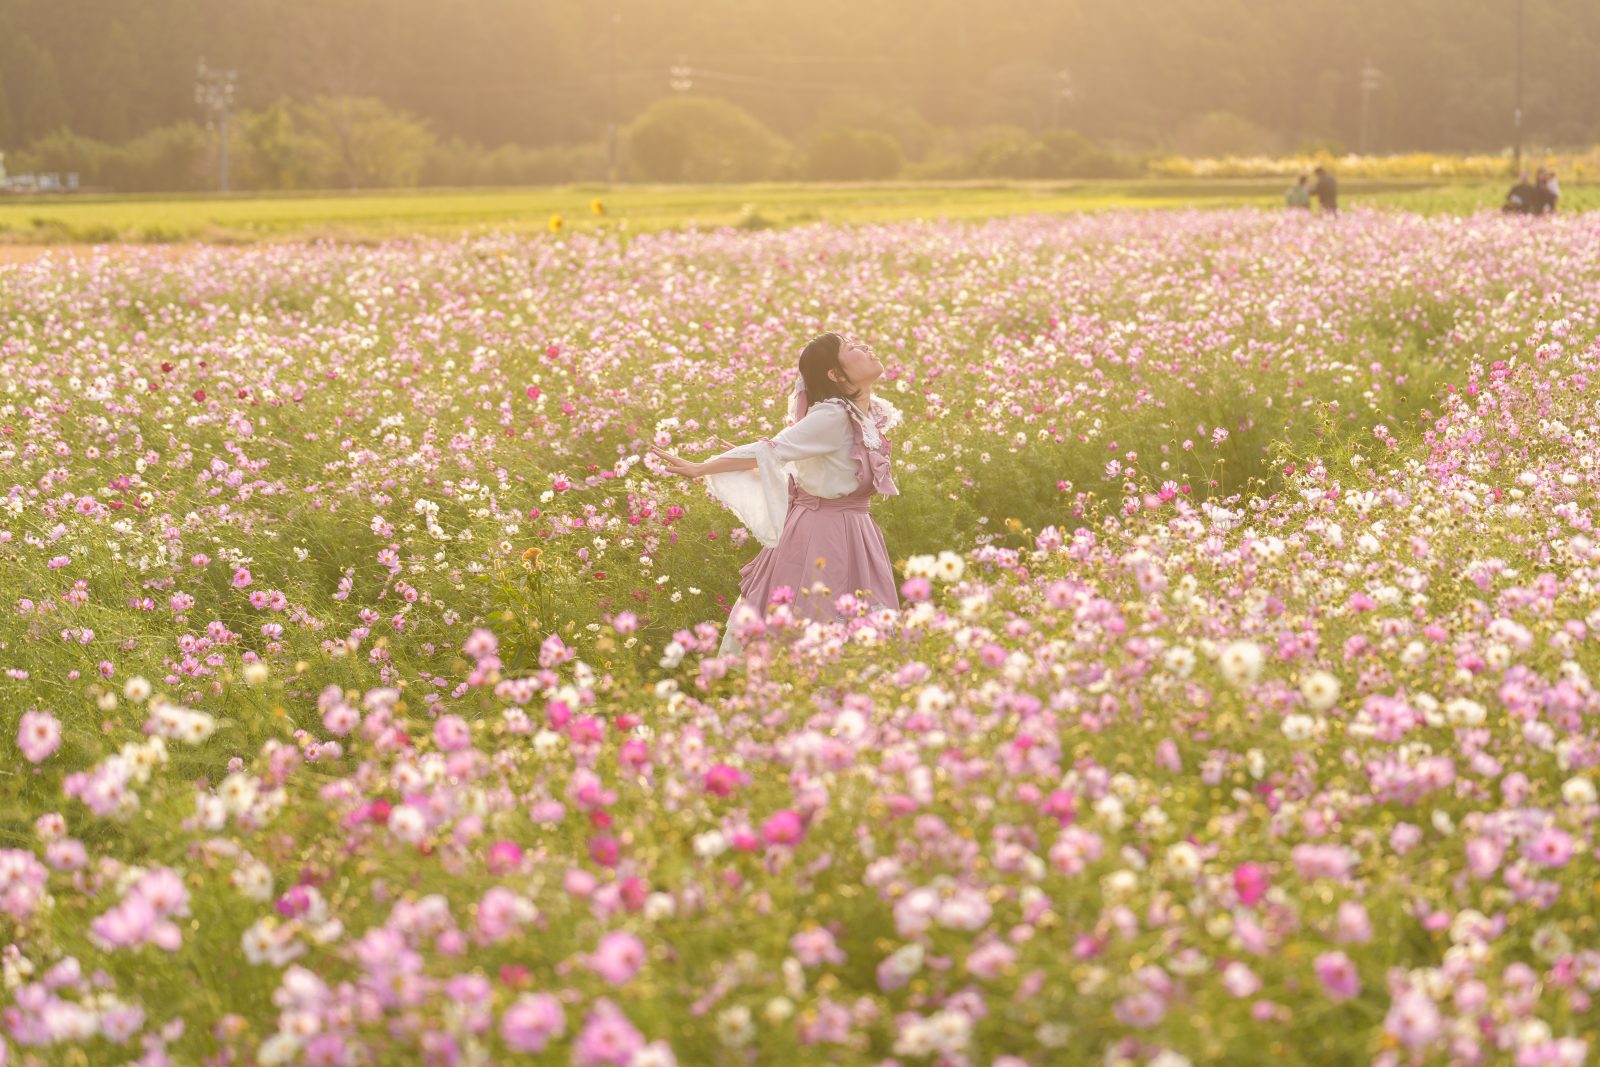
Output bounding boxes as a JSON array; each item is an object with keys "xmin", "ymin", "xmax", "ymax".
[
  {"xmin": 1311, "ymin": 166, "xmax": 1338, "ymax": 214},
  {"xmin": 1285, "ymin": 174, "xmax": 1312, "ymax": 209},
  {"xmin": 1504, "ymin": 172, "xmax": 1538, "ymax": 214},
  {"xmin": 1537, "ymin": 167, "xmax": 1561, "ymax": 214}
]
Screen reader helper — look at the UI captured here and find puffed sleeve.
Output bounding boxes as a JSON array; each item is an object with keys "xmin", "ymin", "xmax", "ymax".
[{"xmin": 704, "ymin": 403, "xmax": 848, "ymax": 549}]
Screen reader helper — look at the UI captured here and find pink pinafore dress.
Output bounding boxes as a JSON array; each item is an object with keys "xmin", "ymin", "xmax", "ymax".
[{"xmin": 735, "ymin": 401, "xmax": 900, "ymax": 624}]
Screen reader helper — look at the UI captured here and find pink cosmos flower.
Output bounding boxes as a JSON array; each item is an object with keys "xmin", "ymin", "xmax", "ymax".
[
  {"xmin": 588, "ymin": 930, "xmax": 647, "ymax": 985},
  {"xmin": 464, "ymin": 628, "xmax": 499, "ymax": 660},
  {"xmin": 790, "ymin": 928, "xmax": 846, "ymax": 968},
  {"xmin": 1315, "ymin": 951, "xmax": 1360, "ymax": 1001},
  {"xmin": 1233, "ymin": 862, "xmax": 1269, "ymax": 906},
  {"xmin": 45, "ymin": 838, "xmax": 87, "ymax": 871},
  {"xmin": 572, "ymin": 998, "xmax": 644, "ymax": 1066},
  {"xmin": 433, "ymin": 714, "xmax": 472, "ymax": 752},
  {"xmin": 501, "ymin": 993, "xmax": 565, "ymax": 1054},
  {"xmin": 0, "ymin": 849, "xmax": 50, "ymax": 920},
  {"xmin": 18, "ymin": 710, "xmax": 62, "ymax": 763},
  {"xmin": 485, "ymin": 840, "xmax": 524, "ymax": 875},
  {"xmin": 323, "ymin": 700, "xmax": 360, "ymax": 735},
  {"xmin": 1113, "ymin": 991, "xmax": 1167, "ymax": 1028},
  {"xmin": 1525, "ymin": 826, "xmax": 1575, "ymax": 868},
  {"xmin": 761, "ymin": 809, "xmax": 805, "ymax": 846},
  {"xmin": 1384, "ymin": 990, "xmax": 1442, "ymax": 1049},
  {"xmin": 1221, "ymin": 961, "xmax": 1262, "ymax": 998},
  {"xmin": 232, "ymin": 567, "xmax": 252, "ymax": 588},
  {"xmin": 703, "ymin": 764, "xmax": 747, "ymax": 797},
  {"xmin": 1335, "ymin": 900, "xmax": 1373, "ymax": 944}
]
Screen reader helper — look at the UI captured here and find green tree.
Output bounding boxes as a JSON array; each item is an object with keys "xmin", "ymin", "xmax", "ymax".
[
  {"xmin": 296, "ymin": 96, "xmax": 436, "ymax": 189},
  {"xmin": 624, "ymin": 97, "xmax": 793, "ymax": 183},
  {"xmin": 235, "ymin": 100, "xmax": 316, "ymax": 190},
  {"xmin": 0, "ymin": 70, "xmax": 16, "ymax": 146},
  {"xmin": 11, "ymin": 35, "xmax": 68, "ymax": 142},
  {"xmin": 1172, "ymin": 110, "xmax": 1282, "ymax": 157},
  {"xmin": 803, "ymin": 128, "xmax": 904, "ymax": 181}
]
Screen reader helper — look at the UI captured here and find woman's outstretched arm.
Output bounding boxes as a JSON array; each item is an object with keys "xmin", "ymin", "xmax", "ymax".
[{"xmin": 648, "ymin": 447, "xmax": 757, "ymax": 478}]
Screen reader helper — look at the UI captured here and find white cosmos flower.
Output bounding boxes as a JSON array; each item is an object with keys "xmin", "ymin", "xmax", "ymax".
[
  {"xmin": 387, "ymin": 804, "xmax": 427, "ymax": 843},
  {"xmin": 218, "ymin": 772, "xmax": 258, "ymax": 815},
  {"xmin": 934, "ymin": 551, "xmax": 966, "ymax": 582},
  {"xmin": 1217, "ymin": 641, "xmax": 1263, "ymax": 688},
  {"xmin": 1561, "ymin": 777, "xmax": 1596, "ymax": 805},
  {"xmin": 716, "ymin": 1005, "xmax": 754, "ymax": 1049},
  {"xmin": 1166, "ymin": 842, "xmax": 1202, "ymax": 879},
  {"xmin": 1281, "ymin": 714, "xmax": 1316, "ymax": 743},
  {"xmin": 1443, "ymin": 698, "xmax": 1486, "ymax": 726},
  {"xmin": 693, "ymin": 830, "xmax": 728, "ymax": 858},
  {"xmin": 1163, "ymin": 646, "xmax": 1196, "ymax": 677},
  {"xmin": 1299, "ymin": 670, "xmax": 1340, "ymax": 711}
]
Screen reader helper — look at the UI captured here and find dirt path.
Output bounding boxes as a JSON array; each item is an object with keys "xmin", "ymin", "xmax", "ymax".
[{"xmin": 0, "ymin": 243, "xmax": 210, "ymax": 266}]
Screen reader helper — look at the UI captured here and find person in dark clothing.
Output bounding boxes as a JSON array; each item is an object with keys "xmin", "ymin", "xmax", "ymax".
[
  {"xmin": 1311, "ymin": 166, "xmax": 1338, "ymax": 214},
  {"xmin": 1504, "ymin": 172, "xmax": 1539, "ymax": 214},
  {"xmin": 1534, "ymin": 168, "xmax": 1560, "ymax": 214}
]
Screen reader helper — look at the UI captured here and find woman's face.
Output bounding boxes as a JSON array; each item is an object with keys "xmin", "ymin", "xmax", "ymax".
[{"xmin": 833, "ymin": 334, "xmax": 884, "ymax": 389}]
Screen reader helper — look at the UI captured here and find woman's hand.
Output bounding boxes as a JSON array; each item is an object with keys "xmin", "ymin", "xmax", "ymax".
[
  {"xmin": 708, "ymin": 434, "xmax": 736, "ymax": 452},
  {"xmin": 649, "ymin": 445, "xmax": 703, "ymax": 478}
]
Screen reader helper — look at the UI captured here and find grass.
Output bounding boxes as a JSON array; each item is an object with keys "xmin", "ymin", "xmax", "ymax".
[{"xmin": 0, "ymin": 178, "xmax": 1569, "ymax": 246}]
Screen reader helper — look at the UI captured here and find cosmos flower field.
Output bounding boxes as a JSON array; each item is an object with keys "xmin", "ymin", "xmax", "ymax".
[{"xmin": 4, "ymin": 207, "xmax": 1600, "ymax": 1066}]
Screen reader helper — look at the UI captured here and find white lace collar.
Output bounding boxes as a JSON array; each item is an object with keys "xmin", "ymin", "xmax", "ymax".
[{"xmin": 822, "ymin": 396, "xmax": 899, "ymax": 448}]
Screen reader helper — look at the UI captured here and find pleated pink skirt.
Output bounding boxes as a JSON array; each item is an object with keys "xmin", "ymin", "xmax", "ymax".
[{"xmin": 737, "ymin": 487, "xmax": 899, "ymax": 625}]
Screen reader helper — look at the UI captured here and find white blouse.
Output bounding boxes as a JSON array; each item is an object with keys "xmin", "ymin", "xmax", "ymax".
[{"xmin": 706, "ymin": 396, "xmax": 900, "ymax": 549}]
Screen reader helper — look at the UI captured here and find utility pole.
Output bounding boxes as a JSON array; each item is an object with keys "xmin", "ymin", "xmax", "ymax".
[
  {"xmin": 1513, "ymin": 0, "xmax": 1524, "ymax": 174},
  {"xmin": 607, "ymin": 5, "xmax": 620, "ymax": 183},
  {"xmin": 194, "ymin": 59, "xmax": 238, "ymax": 193},
  {"xmin": 669, "ymin": 56, "xmax": 693, "ymax": 93},
  {"xmin": 1358, "ymin": 60, "xmax": 1382, "ymax": 155}
]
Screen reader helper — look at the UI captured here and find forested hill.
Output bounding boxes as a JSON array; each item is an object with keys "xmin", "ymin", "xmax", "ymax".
[{"xmin": 1, "ymin": 0, "xmax": 1596, "ymax": 152}]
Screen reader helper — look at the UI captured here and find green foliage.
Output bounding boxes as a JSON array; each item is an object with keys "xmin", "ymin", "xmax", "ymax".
[
  {"xmin": 6, "ymin": 0, "xmax": 1600, "ymax": 167},
  {"xmin": 1173, "ymin": 111, "xmax": 1283, "ymax": 157},
  {"xmin": 802, "ymin": 128, "xmax": 904, "ymax": 181},
  {"xmin": 808, "ymin": 94, "xmax": 938, "ymax": 160},
  {"xmin": 293, "ymin": 96, "xmax": 437, "ymax": 190},
  {"xmin": 960, "ymin": 128, "xmax": 1140, "ymax": 180},
  {"xmin": 624, "ymin": 97, "xmax": 794, "ymax": 183},
  {"xmin": 13, "ymin": 122, "xmax": 208, "ymax": 192},
  {"xmin": 234, "ymin": 100, "xmax": 317, "ymax": 191},
  {"xmin": 420, "ymin": 139, "xmax": 607, "ymax": 187}
]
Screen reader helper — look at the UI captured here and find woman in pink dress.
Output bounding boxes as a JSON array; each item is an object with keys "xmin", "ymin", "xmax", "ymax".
[{"xmin": 651, "ymin": 332, "xmax": 902, "ymax": 655}]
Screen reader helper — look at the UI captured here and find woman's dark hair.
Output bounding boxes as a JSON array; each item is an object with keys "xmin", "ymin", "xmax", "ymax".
[{"xmin": 796, "ymin": 332, "xmax": 861, "ymax": 408}]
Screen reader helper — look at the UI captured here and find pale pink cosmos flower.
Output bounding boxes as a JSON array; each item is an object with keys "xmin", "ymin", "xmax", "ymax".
[
  {"xmin": 1335, "ymin": 900, "xmax": 1373, "ymax": 944},
  {"xmin": 1221, "ymin": 961, "xmax": 1262, "ymax": 998},
  {"xmin": 501, "ymin": 995, "xmax": 563, "ymax": 1058},
  {"xmin": 1525, "ymin": 826, "xmax": 1575, "ymax": 868},
  {"xmin": 572, "ymin": 998, "xmax": 645, "ymax": 1066},
  {"xmin": 790, "ymin": 928, "xmax": 846, "ymax": 968},
  {"xmin": 1384, "ymin": 989, "xmax": 1443, "ymax": 1049},
  {"xmin": 1314, "ymin": 951, "xmax": 1360, "ymax": 1001},
  {"xmin": 433, "ymin": 714, "xmax": 472, "ymax": 752},
  {"xmin": 18, "ymin": 710, "xmax": 62, "ymax": 763},
  {"xmin": 588, "ymin": 930, "xmax": 647, "ymax": 985}
]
